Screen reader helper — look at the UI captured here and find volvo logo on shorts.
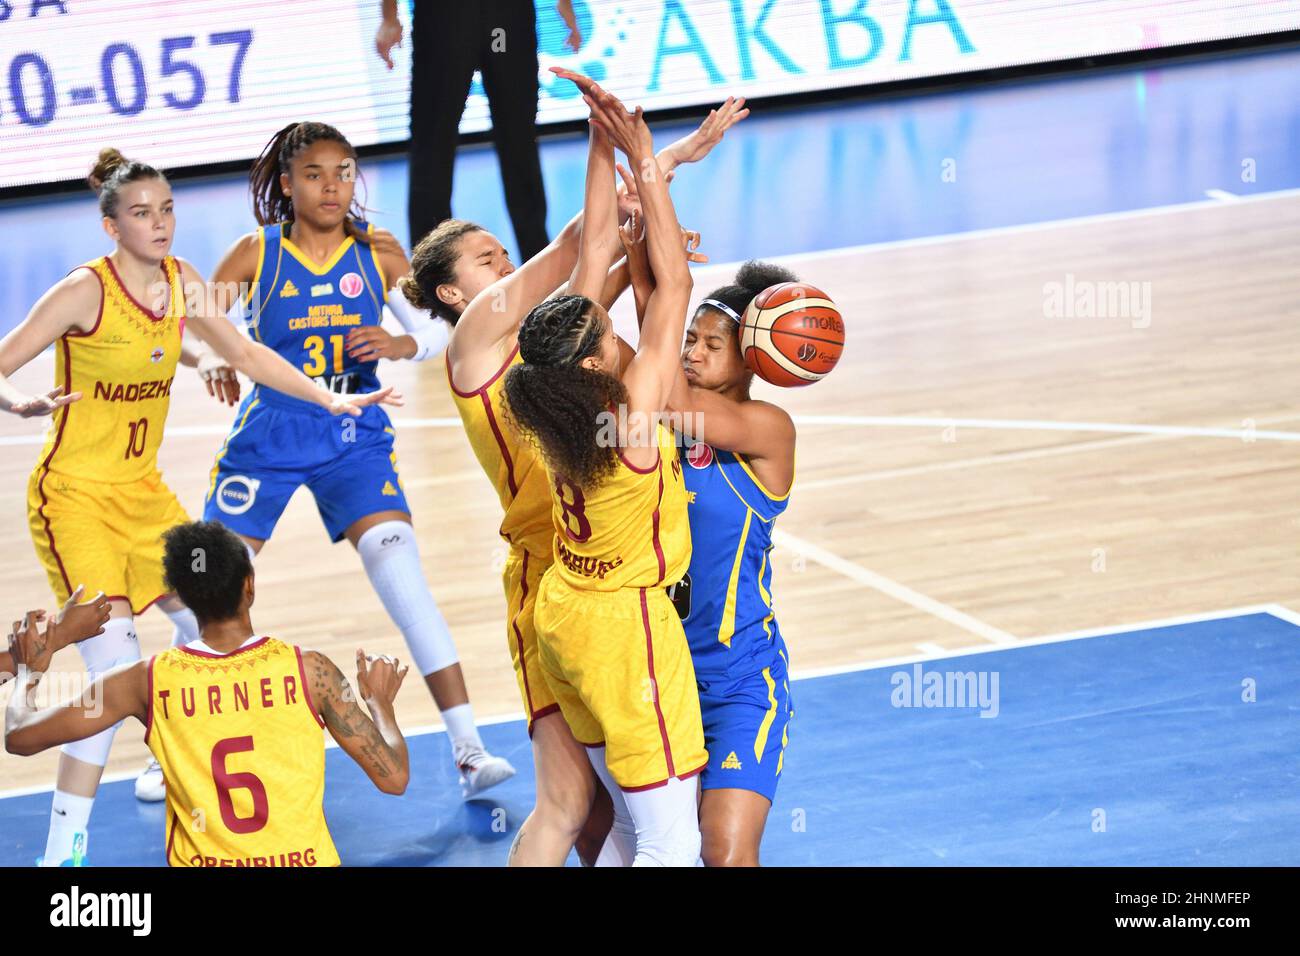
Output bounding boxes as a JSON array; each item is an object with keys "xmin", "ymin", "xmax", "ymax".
[
  {"xmin": 339, "ymin": 272, "xmax": 363, "ymax": 298},
  {"xmin": 216, "ymin": 475, "xmax": 261, "ymax": 515},
  {"xmin": 686, "ymin": 441, "xmax": 714, "ymax": 469}
]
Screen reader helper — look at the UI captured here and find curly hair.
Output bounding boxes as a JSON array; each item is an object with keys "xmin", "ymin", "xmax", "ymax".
[
  {"xmin": 249, "ymin": 121, "xmax": 369, "ymax": 242},
  {"xmin": 701, "ymin": 259, "xmax": 800, "ymax": 327},
  {"xmin": 399, "ymin": 219, "xmax": 485, "ymax": 324},
  {"xmin": 161, "ymin": 521, "xmax": 254, "ymax": 626},
  {"xmin": 87, "ymin": 147, "xmax": 166, "ymax": 219},
  {"xmin": 503, "ymin": 295, "xmax": 627, "ymax": 491}
]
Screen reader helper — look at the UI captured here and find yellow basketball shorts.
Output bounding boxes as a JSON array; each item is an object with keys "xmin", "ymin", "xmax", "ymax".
[
  {"xmin": 502, "ymin": 546, "xmax": 560, "ymax": 734},
  {"xmin": 28, "ymin": 467, "xmax": 190, "ymax": 614},
  {"xmin": 534, "ymin": 570, "xmax": 707, "ymax": 791}
]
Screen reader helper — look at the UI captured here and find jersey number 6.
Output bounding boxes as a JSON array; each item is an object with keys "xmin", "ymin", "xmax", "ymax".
[{"xmin": 211, "ymin": 736, "xmax": 269, "ymax": 834}]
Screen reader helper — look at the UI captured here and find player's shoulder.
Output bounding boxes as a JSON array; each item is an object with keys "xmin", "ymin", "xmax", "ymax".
[
  {"xmin": 55, "ymin": 263, "xmax": 104, "ymax": 300},
  {"xmin": 744, "ymin": 398, "xmax": 795, "ymax": 435}
]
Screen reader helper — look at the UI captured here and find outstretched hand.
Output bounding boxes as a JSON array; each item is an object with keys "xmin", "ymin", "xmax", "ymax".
[
  {"xmin": 328, "ymin": 385, "xmax": 404, "ymax": 417},
  {"xmin": 665, "ymin": 96, "xmax": 750, "ymax": 167},
  {"xmin": 549, "ymin": 67, "xmax": 652, "ymax": 160},
  {"xmin": 6, "ymin": 386, "xmax": 81, "ymax": 418}
]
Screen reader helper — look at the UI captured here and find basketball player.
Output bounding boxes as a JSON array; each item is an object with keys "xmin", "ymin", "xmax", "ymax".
[
  {"xmin": 620, "ymin": 237, "xmax": 799, "ymax": 864},
  {"xmin": 201, "ymin": 122, "xmax": 512, "ymax": 802},
  {"xmin": 401, "ymin": 86, "xmax": 744, "ymax": 865},
  {"xmin": 0, "ymin": 148, "xmax": 401, "ymax": 866},
  {"xmin": 6, "ymin": 520, "xmax": 410, "ymax": 867},
  {"xmin": 502, "ymin": 83, "xmax": 707, "ymax": 867}
]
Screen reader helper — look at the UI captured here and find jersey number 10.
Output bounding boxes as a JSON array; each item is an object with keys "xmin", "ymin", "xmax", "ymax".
[{"xmin": 124, "ymin": 418, "xmax": 148, "ymax": 459}]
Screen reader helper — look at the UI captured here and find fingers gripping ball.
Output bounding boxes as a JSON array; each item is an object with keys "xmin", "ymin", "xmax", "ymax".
[{"xmin": 739, "ymin": 283, "xmax": 844, "ymax": 387}]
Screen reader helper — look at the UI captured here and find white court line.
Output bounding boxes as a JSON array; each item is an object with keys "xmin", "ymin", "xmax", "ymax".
[
  {"xmin": 914, "ymin": 642, "xmax": 947, "ymax": 655},
  {"xmin": 786, "ymin": 603, "xmax": 1296, "ymax": 681},
  {"xmin": 770, "ymin": 528, "xmax": 1018, "ymax": 645},
  {"xmin": 739, "ymin": 186, "xmax": 1300, "ymax": 269},
  {"xmin": 794, "ymin": 415, "xmax": 1300, "ymax": 442},
  {"xmin": 5, "ymin": 413, "xmax": 1297, "ymax": 448},
  {"xmin": 798, "ymin": 413, "xmax": 1300, "ymax": 491},
  {"xmin": 1204, "ymin": 189, "xmax": 1239, "ymax": 201},
  {"xmin": 3, "ymin": 604, "xmax": 1294, "ymax": 801}
]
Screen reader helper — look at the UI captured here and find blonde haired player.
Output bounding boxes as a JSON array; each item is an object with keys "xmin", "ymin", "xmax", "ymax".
[
  {"xmin": 0, "ymin": 148, "xmax": 400, "ymax": 866},
  {"xmin": 503, "ymin": 80, "xmax": 707, "ymax": 866},
  {"xmin": 6, "ymin": 520, "xmax": 409, "ymax": 867}
]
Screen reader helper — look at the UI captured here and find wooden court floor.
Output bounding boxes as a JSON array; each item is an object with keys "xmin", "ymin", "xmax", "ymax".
[{"xmin": 2, "ymin": 193, "xmax": 1297, "ymax": 792}]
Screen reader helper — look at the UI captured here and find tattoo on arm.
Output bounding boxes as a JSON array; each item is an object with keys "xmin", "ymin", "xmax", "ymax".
[{"xmin": 313, "ymin": 656, "xmax": 395, "ymax": 779}]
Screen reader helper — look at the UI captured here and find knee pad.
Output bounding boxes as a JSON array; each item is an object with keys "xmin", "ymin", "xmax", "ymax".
[
  {"xmin": 61, "ymin": 617, "xmax": 139, "ymax": 767},
  {"xmin": 357, "ymin": 520, "xmax": 459, "ymax": 675}
]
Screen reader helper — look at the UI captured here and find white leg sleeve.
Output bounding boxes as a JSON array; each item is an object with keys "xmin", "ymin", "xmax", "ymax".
[
  {"xmin": 623, "ymin": 776, "xmax": 702, "ymax": 867},
  {"xmin": 164, "ymin": 606, "xmax": 200, "ymax": 648},
  {"xmin": 60, "ymin": 617, "xmax": 140, "ymax": 767},
  {"xmin": 586, "ymin": 746, "xmax": 637, "ymax": 867},
  {"xmin": 356, "ymin": 520, "xmax": 460, "ymax": 676}
]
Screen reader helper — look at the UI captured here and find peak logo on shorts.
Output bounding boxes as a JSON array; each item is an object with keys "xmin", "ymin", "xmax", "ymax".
[
  {"xmin": 215, "ymin": 475, "xmax": 260, "ymax": 515},
  {"xmin": 381, "ymin": 481, "xmax": 398, "ymax": 497},
  {"xmin": 686, "ymin": 442, "xmax": 713, "ymax": 469},
  {"xmin": 720, "ymin": 751, "xmax": 743, "ymax": 770},
  {"xmin": 339, "ymin": 272, "xmax": 363, "ymax": 299}
]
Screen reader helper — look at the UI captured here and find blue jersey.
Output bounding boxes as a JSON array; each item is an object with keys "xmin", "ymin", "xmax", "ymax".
[
  {"xmin": 246, "ymin": 219, "xmax": 388, "ymax": 407},
  {"xmin": 202, "ymin": 219, "xmax": 410, "ymax": 544},
  {"xmin": 677, "ymin": 440, "xmax": 790, "ymax": 680}
]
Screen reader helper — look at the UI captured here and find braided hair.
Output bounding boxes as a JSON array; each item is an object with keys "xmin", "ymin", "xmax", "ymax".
[
  {"xmin": 249, "ymin": 121, "xmax": 369, "ymax": 241},
  {"xmin": 503, "ymin": 295, "xmax": 627, "ymax": 490},
  {"xmin": 87, "ymin": 147, "xmax": 166, "ymax": 219}
]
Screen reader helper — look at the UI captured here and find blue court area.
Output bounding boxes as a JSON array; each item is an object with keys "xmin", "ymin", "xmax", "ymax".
[
  {"xmin": 2, "ymin": 44, "xmax": 1299, "ymax": 337},
  {"xmin": 1, "ymin": 610, "xmax": 1296, "ymax": 866}
]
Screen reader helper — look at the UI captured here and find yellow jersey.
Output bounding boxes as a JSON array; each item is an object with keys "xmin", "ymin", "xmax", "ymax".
[
  {"xmin": 447, "ymin": 345, "xmax": 554, "ymax": 559},
  {"xmin": 35, "ymin": 255, "xmax": 185, "ymax": 483},
  {"xmin": 145, "ymin": 637, "xmax": 340, "ymax": 868},
  {"xmin": 548, "ymin": 422, "xmax": 691, "ymax": 592}
]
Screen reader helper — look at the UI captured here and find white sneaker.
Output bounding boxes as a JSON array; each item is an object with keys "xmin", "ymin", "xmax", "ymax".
[
  {"xmin": 454, "ymin": 741, "xmax": 516, "ymax": 800},
  {"xmin": 134, "ymin": 758, "xmax": 165, "ymax": 802}
]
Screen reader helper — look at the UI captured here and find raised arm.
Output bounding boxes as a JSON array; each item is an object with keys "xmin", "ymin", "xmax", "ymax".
[
  {"xmin": 304, "ymin": 649, "xmax": 409, "ymax": 795},
  {"xmin": 587, "ymin": 93, "xmax": 693, "ymax": 463},
  {"xmin": 177, "ymin": 257, "xmax": 402, "ymax": 417}
]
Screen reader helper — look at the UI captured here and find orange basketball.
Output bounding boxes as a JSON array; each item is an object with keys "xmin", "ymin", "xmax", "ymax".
[{"xmin": 738, "ymin": 282, "xmax": 844, "ymax": 387}]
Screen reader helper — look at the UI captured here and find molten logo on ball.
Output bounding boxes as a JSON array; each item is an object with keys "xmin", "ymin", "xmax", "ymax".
[{"xmin": 740, "ymin": 281, "xmax": 844, "ymax": 387}]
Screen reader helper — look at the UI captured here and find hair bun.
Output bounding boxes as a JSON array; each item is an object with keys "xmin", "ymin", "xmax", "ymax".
[
  {"xmin": 396, "ymin": 274, "xmax": 429, "ymax": 311},
  {"xmin": 87, "ymin": 147, "xmax": 128, "ymax": 192}
]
